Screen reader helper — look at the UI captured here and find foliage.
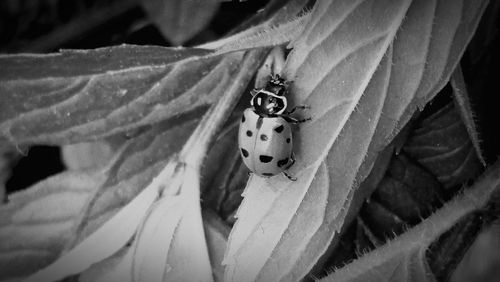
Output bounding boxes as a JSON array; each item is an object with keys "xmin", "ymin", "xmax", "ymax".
[{"xmin": 0, "ymin": 0, "xmax": 498, "ymax": 281}]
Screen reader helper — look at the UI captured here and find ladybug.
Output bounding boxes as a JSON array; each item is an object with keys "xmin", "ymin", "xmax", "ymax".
[{"xmin": 238, "ymin": 75, "xmax": 310, "ymax": 181}]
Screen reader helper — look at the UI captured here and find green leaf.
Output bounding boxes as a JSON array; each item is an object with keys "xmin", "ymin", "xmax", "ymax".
[
  {"xmin": 199, "ymin": 0, "xmax": 310, "ymax": 55},
  {"xmin": 62, "ymin": 138, "xmax": 123, "ymax": 170},
  {"xmin": 450, "ymin": 64, "xmax": 486, "ymax": 166},
  {"xmin": 140, "ymin": 0, "xmax": 220, "ymax": 45},
  {"xmin": 132, "ymin": 193, "xmax": 188, "ymax": 282},
  {"xmin": 201, "ymin": 121, "xmax": 249, "ymax": 222},
  {"xmin": 0, "ymin": 146, "xmax": 19, "ymax": 203},
  {"xmin": 79, "ymin": 245, "xmax": 134, "ymax": 282},
  {"xmin": 79, "ymin": 209, "xmax": 230, "ymax": 282},
  {"xmin": 224, "ymin": 0, "xmax": 488, "ymax": 281},
  {"xmin": 72, "ymin": 116, "xmax": 200, "ymax": 240},
  {"xmin": 15, "ymin": 48, "xmax": 266, "ymax": 281},
  {"xmin": 202, "ymin": 13, "xmax": 310, "ymax": 56},
  {"xmin": 0, "ymin": 45, "xmax": 242, "ymax": 145},
  {"xmin": 0, "ymin": 116, "xmax": 199, "ymax": 281},
  {"xmin": 0, "ymin": 171, "xmax": 104, "ymax": 281},
  {"xmin": 320, "ymin": 161, "xmax": 500, "ymax": 282},
  {"xmin": 203, "ymin": 210, "xmax": 230, "ymax": 282},
  {"xmin": 404, "ymin": 101, "xmax": 483, "ymax": 189}
]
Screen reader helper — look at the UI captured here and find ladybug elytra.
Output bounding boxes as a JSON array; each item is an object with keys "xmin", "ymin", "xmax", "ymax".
[{"xmin": 238, "ymin": 75, "xmax": 310, "ymax": 181}]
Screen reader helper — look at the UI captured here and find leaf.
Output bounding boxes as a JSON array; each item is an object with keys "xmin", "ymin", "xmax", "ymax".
[
  {"xmin": 23, "ymin": 171, "xmax": 162, "ymax": 282},
  {"xmin": 140, "ymin": 0, "xmax": 220, "ymax": 45},
  {"xmin": 0, "ymin": 146, "xmax": 19, "ymax": 203},
  {"xmin": 116, "ymin": 49, "xmax": 267, "ymax": 282},
  {"xmin": 449, "ymin": 226, "xmax": 500, "ymax": 282},
  {"xmin": 203, "ymin": 210, "xmax": 231, "ymax": 282},
  {"xmin": 159, "ymin": 169, "xmax": 213, "ymax": 282},
  {"xmin": 21, "ymin": 115, "xmax": 201, "ymax": 281},
  {"xmin": 0, "ymin": 116, "xmax": 199, "ymax": 281},
  {"xmin": 318, "ymin": 145, "xmax": 397, "ymax": 270},
  {"xmin": 20, "ymin": 48, "xmax": 268, "ymax": 281},
  {"xmin": 0, "ymin": 46, "xmax": 257, "ymax": 281},
  {"xmin": 62, "ymin": 139, "xmax": 121, "ymax": 170},
  {"xmin": 70, "ymin": 116, "xmax": 200, "ymax": 242},
  {"xmin": 404, "ymin": 101, "xmax": 483, "ymax": 188},
  {"xmin": 132, "ymin": 193, "xmax": 186, "ymax": 282},
  {"xmin": 79, "ymin": 209, "xmax": 231, "ymax": 282},
  {"xmin": 0, "ymin": 45, "xmax": 243, "ymax": 145},
  {"xmin": 0, "ymin": 170, "xmax": 104, "ymax": 281},
  {"xmin": 224, "ymin": 163, "xmax": 330, "ymax": 280},
  {"xmin": 79, "ymin": 244, "xmax": 135, "ymax": 282},
  {"xmin": 450, "ymin": 64, "xmax": 486, "ymax": 166},
  {"xmin": 201, "ymin": 121, "xmax": 249, "ymax": 223},
  {"xmin": 201, "ymin": 13, "xmax": 311, "ymax": 56},
  {"xmin": 98, "ymin": 167, "xmax": 213, "ymax": 282},
  {"xmin": 320, "ymin": 160, "xmax": 500, "ymax": 282},
  {"xmin": 224, "ymin": 0, "xmax": 488, "ymax": 281},
  {"xmin": 201, "ymin": 121, "xmax": 241, "ymax": 196},
  {"xmin": 198, "ymin": 0, "xmax": 310, "ymax": 55}
]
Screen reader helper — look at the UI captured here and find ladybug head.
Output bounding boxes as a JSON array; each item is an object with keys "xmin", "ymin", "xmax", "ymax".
[
  {"xmin": 264, "ymin": 74, "xmax": 288, "ymax": 96},
  {"xmin": 251, "ymin": 90, "xmax": 288, "ymax": 116}
]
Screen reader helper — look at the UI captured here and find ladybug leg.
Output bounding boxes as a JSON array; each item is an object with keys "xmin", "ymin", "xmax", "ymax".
[
  {"xmin": 284, "ymin": 153, "xmax": 296, "ymax": 170},
  {"xmin": 285, "ymin": 105, "xmax": 310, "ymax": 115},
  {"xmin": 283, "ymin": 115, "xmax": 312, "ymax": 124},
  {"xmin": 283, "ymin": 171, "xmax": 297, "ymax": 181},
  {"xmin": 282, "ymin": 154, "xmax": 297, "ymax": 181},
  {"xmin": 250, "ymin": 89, "xmax": 259, "ymax": 96}
]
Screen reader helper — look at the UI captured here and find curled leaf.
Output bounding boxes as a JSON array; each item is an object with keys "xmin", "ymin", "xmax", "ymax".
[
  {"xmin": 203, "ymin": 210, "xmax": 230, "ymax": 282},
  {"xmin": 0, "ymin": 171, "xmax": 104, "ymax": 281},
  {"xmin": 450, "ymin": 64, "xmax": 486, "ymax": 165},
  {"xmin": 404, "ymin": 102, "xmax": 483, "ymax": 188},
  {"xmin": 132, "ymin": 193, "xmax": 186, "ymax": 282},
  {"xmin": 320, "ymin": 160, "xmax": 500, "ymax": 282},
  {"xmin": 23, "ymin": 169, "xmax": 163, "ymax": 282},
  {"xmin": 224, "ymin": 0, "xmax": 488, "ymax": 281},
  {"xmin": 20, "ymin": 47, "xmax": 267, "ymax": 281},
  {"xmin": 0, "ymin": 45, "xmax": 242, "ymax": 145}
]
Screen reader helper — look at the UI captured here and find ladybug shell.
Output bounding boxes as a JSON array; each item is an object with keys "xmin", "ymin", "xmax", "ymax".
[{"xmin": 238, "ymin": 108, "xmax": 293, "ymax": 177}]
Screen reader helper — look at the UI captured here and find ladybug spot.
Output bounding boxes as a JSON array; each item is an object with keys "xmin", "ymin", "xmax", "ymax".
[
  {"xmin": 241, "ymin": 148, "xmax": 249, "ymax": 158},
  {"xmin": 256, "ymin": 117, "xmax": 263, "ymax": 129},
  {"xmin": 274, "ymin": 125, "xmax": 284, "ymax": 133},
  {"xmin": 277, "ymin": 158, "xmax": 289, "ymax": 167},
  {"xmin": 246, "ymin": 130, "xmax": 253, "ymax": 137},
  {"xmin": 262, "ymin": 173, "xmax": 274, "ymax": 177},
  {"xmin": 241, "ymin": 114, "xmax": 246, "ymax": 123},
  {"xmin": 260, "ymin": 134, "xmax": 268, "ymax": 141},
  {"xmin": 286, "ymin": 138, "xmax": 291, "ymax": 143},
  {"xmin": 259, "ymin": 155, "xmax": 273, "ymax": 163}
]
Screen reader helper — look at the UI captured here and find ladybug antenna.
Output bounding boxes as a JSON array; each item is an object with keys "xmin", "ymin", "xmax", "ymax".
[{"xmin": 268, "ymin": 74, "xmax": 286, "ymax": 86}]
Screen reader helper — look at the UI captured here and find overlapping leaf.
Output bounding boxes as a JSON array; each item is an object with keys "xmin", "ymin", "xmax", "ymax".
[
  {"xmin": 0, "ymin": 171, "xmax": 105, "ymax": 281},
  {"xmin": 79, "ymin": 209, "xmax": 230, "ymax": 282},
  {"xmin": 404, "ymin": 101, "xmax": 482, "ymax": 188},
  {"xmin": 0, "ymin": 45, "xmax": 240, "ymax": 145},
  {"xmin": 224, "ymin": 0, "xmax": 488, "ymax": 281},
  {"xmin": 450, "ymin": 65, "xmax": 486, "ymax": 165},
  {"xmin": 12, "ymin": 46, "xmax": 267, "ymax": 281},
  {"xmin": 0, "ymin": 116, "xmax": 199, "ymax": 281},
  {"xmin": 0, "ymin": 45, "xmax": 247, "ymax": 279},
  {"xmin": 320, "ymin": 160, "xmax": 500, "ymax": 282}
]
